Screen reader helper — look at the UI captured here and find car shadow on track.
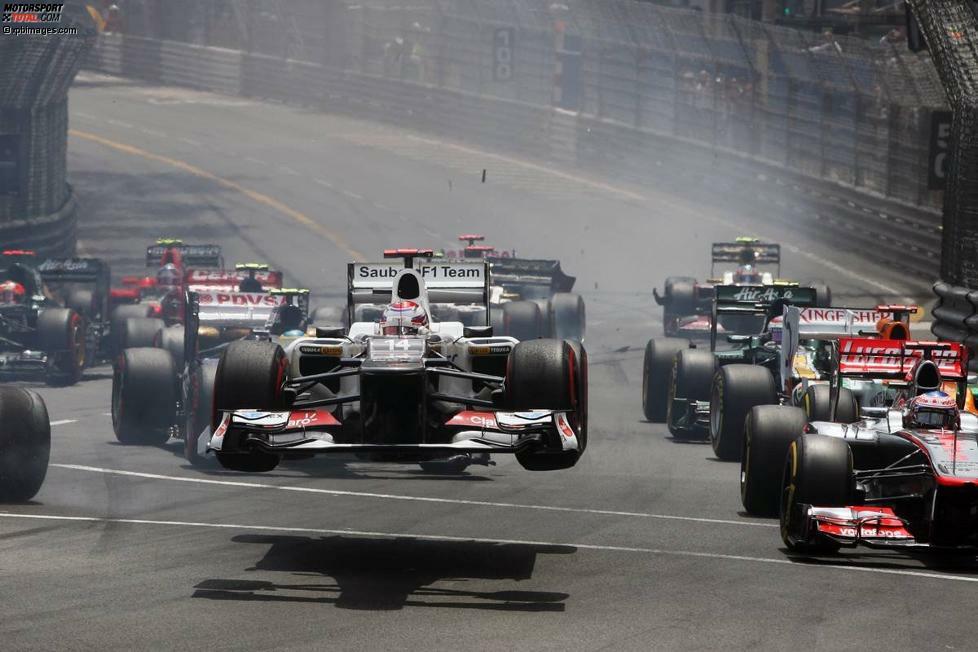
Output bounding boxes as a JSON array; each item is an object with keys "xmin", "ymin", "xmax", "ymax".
[{"xmin": 192, "ymin": 534, "xmax": 573, "ymax": 612}]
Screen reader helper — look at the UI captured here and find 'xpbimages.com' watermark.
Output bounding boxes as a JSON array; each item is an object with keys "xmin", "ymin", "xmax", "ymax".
[{"xmin": 2, "ymin": 3, "xmax": 77, "ymax": 35}]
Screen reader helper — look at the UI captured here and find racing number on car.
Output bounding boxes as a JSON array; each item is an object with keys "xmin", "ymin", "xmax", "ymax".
[
  {"xmin": 493, "ymin": 28, "xmax": 514, "ymax": 81},
  {"xmin": 381, "ymin": 339, "xmax": 414, "ymax": 352}
]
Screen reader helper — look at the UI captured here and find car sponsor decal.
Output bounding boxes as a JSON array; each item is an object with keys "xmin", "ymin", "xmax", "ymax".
[
  {"xmin": 555, "ymin": 413, "xmax": 579, "ymax": 451},
  {"xmin": 286, "ymin": 409, "xmax": 340, "ymax": 430},
  {"xmin": 351, "ymin": 262, "xmax": 486, "ymax": 288},
  {"xmin": 812, "ymin": 507, "xmax": 913, "ymax": 540},
  {"xmin": 838, "ymin": 338, "xmax": 966, "ymax": 378},
  {"xmin": 899, "ymin": 430, "xmax": 978, "ymax": 482},
  {"xmin": 209, "ymin": 413, "xmax": 230, "ymax": 448},
  {"xmin": 197, "ymin": 291, "xmax": 286, "ymax": 307},
  {"xmin": 446, "ymin": 411, "xmax": 498, "ymax": 430},
  {"xmin": 232, "ymin": 411, "xmax": 290, "ymax": 429}
]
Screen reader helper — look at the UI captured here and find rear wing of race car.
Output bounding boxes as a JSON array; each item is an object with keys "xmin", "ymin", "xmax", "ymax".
[
  {"xmin": 485, "ymin": 257, "xmax": 575, "ymax": 293},
  {"xmin": 835, "ymin": 338, "xmax": 967, "ymax": 381},
  {"xmin": 713, "ymin": 284, "xmax": 816, "ymax": 310},
  {"xmin": 773, "ymin": 305, "xmax": 919, "ymax": 341},
  {"xmin": 711, "ymin": 241, "xmax": 780, "ymax": 277},
  {"xmin": 37, "ymin": 258, "xmax": 112, "ymax": 317},
  {"xmin": 828, "ymin": 338, "xmax": 969, "ymax": 416},
  {"xmin": 710, "ymin": 284, "xmax": 816, "ymax": 351},
  {"xmin": 774, "ymin": 305, "xmax": 918, "ymax": 395},
  {"xmin": 146, "ymin": 241, "xmax": 223, "ymax": 268},
  {"xmin": 184, "ymin": 267, "xmax": 284, "ymax": 290},
  {"xmin": 348, "ymin": 250, "xmax": 490, "ymax": 326},
  {"xmin": 184, "ymin": 288, "xmax": 309, "ymax": 362}
]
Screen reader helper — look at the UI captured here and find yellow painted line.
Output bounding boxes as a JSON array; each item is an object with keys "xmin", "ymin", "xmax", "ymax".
[{"xmin": 69, "ymin": 129, "xmax": 365, "ymax": 261}]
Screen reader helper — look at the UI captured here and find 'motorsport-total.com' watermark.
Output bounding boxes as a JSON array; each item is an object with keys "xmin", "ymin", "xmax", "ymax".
[{"xmin": 2, "ymin": 3, "xmax": 77, "ymax": 35}]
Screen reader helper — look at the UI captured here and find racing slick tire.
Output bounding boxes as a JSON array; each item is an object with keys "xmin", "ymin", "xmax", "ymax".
[
  {"xmin": 212, "ymin": 340, "xmax": 288, "ymax": 474},
  {"xmin": 642, "ymin": 338, "xmax": 686, "ymax": 422},
  {"xmin": 185, "ymin": 363, "xmax": 218, "ymax": 467},
  {"xmin": 157, "ymin": 324, "xmax": 185, "ymax": 371},
  {"xmin": 662, "ymin": 277, "xmax": 696, "ymax": 336},
  {"xmin": 710, "ymin": 364, "xmax": 777, "ymax": 461},
  {"xmin": 741, "ymin": 405, "xmax": 808, "ymax": 516},
  {"xmin": 311, "ymin": 305, "xmax": 347, "ymax": 328},
  {"xmin": 490, "ymin": 306, "xmax": 505, "ymax": 334},
  {"xmin": 780, "ymin": 434, "xmax": 853, "ymax": 554},
  {"xmin": 112, "ymin": 347, "xmax": 177, "ymax": 446},
  {"xmin": 548, "ymin": 293, "xmax": 585, "ymax": 342},
  {"xmin": 121, "ymin": 317, "xmax": 164, "ymax": 351},
  {"xmin": 431, "ymin": 304, "xmax": 460, "ymax": 323},
  {"xmin": 110, "ymin": 304, "xmax": 154, "ymax": 355},
  {"xmin": 354, "ymin": 305, "xmax": 384, "ymax": 323},
  {"xmin": 458, "ymin": 306, "xmax": 487, "ymax": 328},
  {"xmin": 667, "ymin": 349, "xmax": 716, "ymax": 439},
  {"xmin": 566, "ymin": 339, "xmax": 589, "ymax": 452},
  {"xmin": 802, "ymin": 384, "xmax": 859, "ymax": 424},
  {"xmin": 212, "ymin": 340, "xmax": 290, "ymax": 429},
  {"xmin": 502, "ymin": 301, "xmax": 544, "ymax": 341},
  {"xmin": 506, "ymin": 339, "xmax": 584, "ymax": 471},
  {"xmin": 37, "ymin": 308, "xmax": 85, "ymax": 387},
  {"xmin": 807, "ymin": 280, "xmax": 832, "ymax": 309},
  {"xmin": 66, "ymin": 289, "xmax": 95, "ymax": 319},
  {"xmin": 0, "ymin": 387, "xmax": 51, "ymax": 503}
]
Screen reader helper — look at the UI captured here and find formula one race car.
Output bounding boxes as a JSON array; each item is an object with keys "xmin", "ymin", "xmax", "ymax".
[
  {"xmin": 111, "ymin": 284, "xmax": 310, "ymax": 467},
  {"xmin": 0, "ymin": 250, "xmax": 105, "ymax": 384},
  {"xmin": 114, "ymin": 259, "xmax": 285, "ymax": 356},
  {"xmin": 741, "ymin": 338, "xmax": 978, "ymax": 555},
  {"xmin": 441, "ymin": 235, "xmax": 585, "ymax": 342},
  {"xmin": 642, "ymin": 284, "xmax": 817, "ymax": 445},
  {"xmin": 645, "ymin": 287, "xmax": 916, "ymax": 461},
  {"xmin": 0, "ymin": 386, "xmax": 50, "ymax": 502},
  {"xmin": 108, "ymin": 239, "xmax": 225, "ymax": 352},
  {"xmin": 653, "ymin": 239, "xmax": 831, "ymax": 338},
  {"xmin": 206, "ymin": 251, "xmax": 587, "ymax": 474}
]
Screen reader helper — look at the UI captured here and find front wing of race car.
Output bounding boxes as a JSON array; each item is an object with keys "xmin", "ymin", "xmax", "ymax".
[
  {"xmin": 798, "ymin": 506, "xmax": 920, "ymax": 549},
  {"xmin": 207, "ymin": 407, "xmax": 581, "ymax": 456},
  {"xmin": 0, "ymin": 350, "xmax": 53, "ymax": 381}
]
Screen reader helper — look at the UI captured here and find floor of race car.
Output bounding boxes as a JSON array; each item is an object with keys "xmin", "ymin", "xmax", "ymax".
[{"xmin": 4, "ymin": 72, "xmax": 973, "ymax": 652}]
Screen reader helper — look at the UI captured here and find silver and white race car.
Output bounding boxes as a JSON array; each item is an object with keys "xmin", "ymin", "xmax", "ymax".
[{"xmin": 207, "ymin": 252, "xmax": 587, "ymax": 474}]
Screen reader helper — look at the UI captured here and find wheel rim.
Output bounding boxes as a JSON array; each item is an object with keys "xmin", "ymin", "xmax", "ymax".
[
  {"xmin": 710, "ymin": 378, "xmax": 723, "ymax": 447},
  {"xmin": 780, "ymin": 440, "xmax": 800, "ymax": 544},
  {"xmin": 642, "ymin": 349, "xmax": 650, "ymax": 414},
  {"xmin": 666, "ymin": 358, "xmax": 678, "ymax": 430},
  {"xmin": 740, "ymin": 416, "xmax": 751, "ymax": 502},
  {"xmin": 111, "ymin": 362, "xmax": 124, "ymax": 430},
  {"xmin": 71, "ymin": 318, "xmax": 85, "ymax": 371}
]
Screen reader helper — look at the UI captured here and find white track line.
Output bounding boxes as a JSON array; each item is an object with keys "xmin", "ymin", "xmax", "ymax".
[
  {"xmin": 49, "ymin": 420, "xmax": 77, "ymax": 427},
  {"xmin": 51, "ymin": 463, "xmax": 776, "ymax": 528},
  {"xmin": 2, "ymin": 512, "xmax": 976, "ymax": 585}
]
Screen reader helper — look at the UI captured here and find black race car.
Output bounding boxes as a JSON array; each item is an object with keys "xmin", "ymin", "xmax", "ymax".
[{"xmin": 0, "ymin": 250, "xmax": 110, "ymax": 384}]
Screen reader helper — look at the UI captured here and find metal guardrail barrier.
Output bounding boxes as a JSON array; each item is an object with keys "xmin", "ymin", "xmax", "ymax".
[{"xmin": 0, "ymin": 190, "xmax": 78, "ymax": 258}]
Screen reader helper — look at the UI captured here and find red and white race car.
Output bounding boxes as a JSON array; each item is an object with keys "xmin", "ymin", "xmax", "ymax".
[{"xmin": 739, "ymin": 336, "xmax": 978, "ymax": 554}]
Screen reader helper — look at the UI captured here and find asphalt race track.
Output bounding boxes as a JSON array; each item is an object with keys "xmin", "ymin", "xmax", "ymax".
[{"xmin": 2, "ymin": 72, "xmax": 971, "ymax": 650}]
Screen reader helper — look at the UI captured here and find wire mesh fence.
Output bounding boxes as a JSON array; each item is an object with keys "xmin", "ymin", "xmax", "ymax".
[{"xmin": 113, "ymin": 0, "xmax": 947, "ymax": 211}]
